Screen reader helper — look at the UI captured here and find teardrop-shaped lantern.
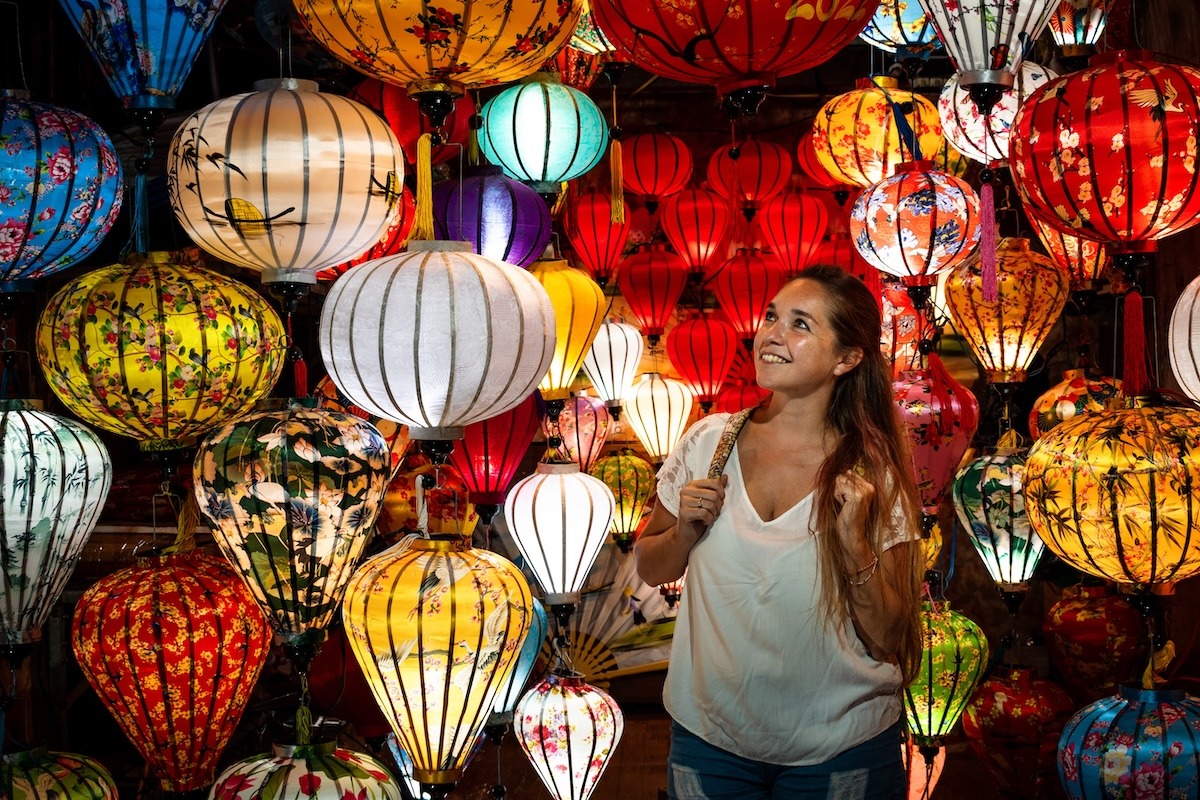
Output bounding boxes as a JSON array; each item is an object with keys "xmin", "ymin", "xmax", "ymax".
[
  {"xmin": 660, "ymin": 190, "xmax": 733, "ymax": 281},
  {"xmin": 515, "ymin": 671, "xmax": 624, "ymax": 800},
  {"xmin": 1028, "ymin": 368, "xmax": 1124, "ymax": 441},
  {"xmin": 489, "ymin": 598, "xmax": 549, "ymax": 729},
  {"xmin": 905, "ymin": 600, "xmax": 989, "ymax": 748},
  {"xmin": 665, "ymin": 315, "xmax": 739, "ymax": 413},
  {"xmin": 71, "ymin": 551, "xmax": 271, "ymax": 793},
  {"xmin": 211, "ymin": 742, "xmax": 404, "ymax": 800},
  {"xmin": 589, "ymin": 452, "xmax": 657, "ymax": 553},
  {"xmin": 706, "ymin": 141, "xmax": 792, "ymax": 220},
  {"xmin": 0, "ymin": 749, "xmax": 117, "ymax": 800},
  {"xmin": 1168, "ymin": 273, "xmax": 1200, "ymax": 404},
  {"xmin": 710, "ymin": 250, "xmax": 788, "ymax": 348},
  {"xmin": 1027, "ymin": 213, "xmax": 1110, "ymax": 294},
  {"xmin": 530, "ymin": 257, "xmax": 606, "ymax": 402},
  {"xmin": 545, "ymin": 395, "xmax": 612, "ymax": 472},
  {"xmin": 624, "ymin": 373, "xmax": 694, "ymax": 464},
  {"xmin": 616, "ymin": 246, "xmax": 689, "ymax": 346},
  {"xmin": 436, "ymin": 167, "xmax": 553, "ymax": 268},
  {"xmin": 567, "ymin": 189, "xmax": 631, "ymax": 287},
  {"xmin": 621, "ymin": 133, "xmax": 692, "ymax": 213},
  {"xmin": 758, "ymin": 192, "xmax": 829, "ymax": 278},
  {"xmin": 582, "ymin": 322, "xmax": 644, "ymax": 421},
  {"xmin": 937, "ymin": 62, "xmax": 1057, "ymax": 166},
  {"xmin": 882, "ymin": 280, "xmax": 922, "ymax": 377},
  {"xmin": 447, "ymin": 394, "xmax": 540, "ymax": 520},
  {"xmin": 319, "ymin": 242, "xmax": 556, "ymax": 441},
  {"xmin": 312, "ymin": 375, "xmax": 411, "ymax": 476}
]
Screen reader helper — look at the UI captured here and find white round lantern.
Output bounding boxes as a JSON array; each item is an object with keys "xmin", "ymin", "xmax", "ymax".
[
  {"xmin": 1169, "ymin": 273, "xmax": 1200, "ymax": 403},
  {"xmin": 318, "ymin": 241, "xmax": 556, "ymax": 440},
  {"xmin": 938, "ymin": 62, "xmax": 1057, "ymax": 165},
  {"xmin": 503, "ymin": 463, "xmax": 615, "ymax": 608},
  {"xmin": 167, "ymin": 78, "xmax": 405, "ymax": 285},
  {"xmin": 623, "ymin": 373, "xmax": 693, "ymax": 465},
  {"xmin": 582, "ymin": 321, "xmax": 644, "ymax": 420}
]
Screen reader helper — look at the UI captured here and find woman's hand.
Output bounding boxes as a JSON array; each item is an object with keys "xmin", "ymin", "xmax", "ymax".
[
  {"xmin": 676, "ymin": 475, "xmax": 728, "ymax": 541},
  {"xmin": 833, "ymin": 469, "xmax": 877, "ymax": 565}
]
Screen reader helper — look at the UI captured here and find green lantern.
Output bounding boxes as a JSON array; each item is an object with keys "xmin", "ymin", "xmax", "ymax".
[
  {"xmin": 904, "ymin": 601, "xmax": 989, "ymax": 749},
  {"xmin": 589, "ymin": 451, "xmax": 656, "ymax": 553}
]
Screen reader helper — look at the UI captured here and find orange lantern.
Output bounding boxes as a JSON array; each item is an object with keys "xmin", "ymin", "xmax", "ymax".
[
  {"xmin": 1027, "ymin": 213, "xmax": 1110, "ymax": 294},
  {"xmin": 1028, "ymin": 368, "xmax": 1124, "ymax": 441}
]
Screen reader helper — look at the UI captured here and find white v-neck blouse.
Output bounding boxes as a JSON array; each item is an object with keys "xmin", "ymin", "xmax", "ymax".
[{"xmin": 655, "ymin": 413, "xmax": 904, "ymax": 766}]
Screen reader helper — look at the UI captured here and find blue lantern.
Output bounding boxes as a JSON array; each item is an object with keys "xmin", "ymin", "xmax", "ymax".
[
  {"xmin": 1058, "ymin": 685, "xmax": 1200, "ymax": 799},
  {"xmin": 858, "ymin": 0, "xmax": 941, "ymax": 60},
  {"xmin": 434, "ymin": 167, "xmax": 553, "ymax": 267},
  {"xmin": 489, "ymin": 597, "xmax": 549, "ymax": 730},
  {"xmin": 0, "ymin": 94, "xmax": 123, "ymax": 293},
  {"xmin": 478, "ymin": 73, "xmax": 609, "ymax": 195},
  {"xmin": 57, "ymin": 0, "xmax": 230, "ymax": 110}
]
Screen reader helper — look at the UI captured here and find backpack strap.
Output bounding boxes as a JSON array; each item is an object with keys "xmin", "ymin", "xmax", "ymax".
[{"xmin": 706, "ymin": 406, "xmax": 757, "ymax": 480}]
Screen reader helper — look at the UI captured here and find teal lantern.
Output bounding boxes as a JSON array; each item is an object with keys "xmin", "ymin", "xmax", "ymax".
[{"xmin": 478, "ymin": 73, "xmax": 608, "ymax": 196}]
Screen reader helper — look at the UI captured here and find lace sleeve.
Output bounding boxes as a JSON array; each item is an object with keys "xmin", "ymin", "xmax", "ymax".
[{"xmin": 654, "ymin": 414, "xmax": 728, "ymax": 516}]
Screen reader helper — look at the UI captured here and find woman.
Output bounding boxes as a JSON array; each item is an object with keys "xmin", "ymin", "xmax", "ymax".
[{"xmin": 636, "ymin": 265, "xmax": 924, "ymax": 800}]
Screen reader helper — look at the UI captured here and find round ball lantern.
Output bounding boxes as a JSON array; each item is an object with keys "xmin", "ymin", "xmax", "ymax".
[
  {"xmin": 447, "ymin": 393, "xmax": 540, "ymax": 521},
  {"xmin": 546, "ymin": 394, "xmax": 612, "ymax": 472},
  {"xmin": 36, "ymin": 250, "xmax": 287, "ymax": 451},
  {"xmin": 478, "ymin": 74, "xmax": 609, "ymax": 195},
  {"xmin": 714, "ymin": 381, "xmax": 770, "ymax": 415},
  {"xmin": 72, "ymin": 551, "xmax": 271, "ymax": 793},
  {"xmin": 620, "ymin": 133, "xmax": 692, "ymax": 213},
  {"xmin": 812, "ymin": 77, "xmax": 945, "ymax": 189},
  {"xmin": 590, "ymin": 452, "xmax": 656, "ymax": 553},
  {"xmin": 582, "ymin": 321, "xmax": 644, "ymax": 421},
  {"xmin": 1024, "ymin": 403, "xmax": 1200, "ymax": 585},
  {"xmin": 1028, "ymin": 213, "xmax": 1110, "ymax": 293},
  {"xmin": 0, "ymin": 403, "xmax": 111, "ymax": 651},
  {"xmin": 378, "ymin": 453, "xmax": 478, "ymax": 540},
  {"xmin": 850, "ymin": 161, "xmax": 982, "ymax": 289},
  {"xmin": 167, "ymin": 79, "xmax": 405, "ymax": 285},
  {"xmin": 319, "ymin": 241, "xmax": 556, "ymax": 441},
  {"xmin": 530, "ymin": 257, "xmax": 606, "ymax": 402},
  {"xmin": 567, "ymin": 189, "xmax": 631, "ymax": 287},
  {"xmin": 624, "ymin": 373, "xmax": 694, "ymax": 464},
  {"xmin": 666, "ymin": 315, "xmax": 740, "ymax": 413},
  {"xmin": 194, "ymin": 402, "xmax": 392, "ymax": 650},
  {"xmin": 944, "ymin": 237, "xmax": 1070, "ymax": 384},
  {"xmin": 905, "ymin": 601, "xmax": 989, "ymax": 748},
  {"xmin": 1010, "ymin": 51, "xmax": 1200, "ymax": 253},
  {"xmin": 342, "ymin": 537, "xmax": 534, "ymax": 794},
  {"xmin": 758, "ymin": 192, "xmax": 829, "ymax": 277},
  {"xmin": 1028, "ymin": 368, "xmax": 1124, "ymax": 441},
  {"xmin": 211, "ymin": 743, "xmax": 403, "ymax": 800},
  {"xmin": 660, "ymin": 189, "xmax": 734, "ymax": 281},
  {"xmin": 348, "ymin": 78, "xmax": 474, "ymax": 167},
  {"xmin": 317, "ymin": 186, "xmax": 418, "ymax": 282},
  {"xmin": 435, "ymin": 167, "xmax": 553, "ymax": 267},
  {"xmin": 706, "ymin": 141, "xmax": 792, "ymax": 220},
  {"xmin": 0, "ymin": 749, "xmax": 117, "ymax": 800},
  {"xmin": 858, "ymin": 0, "xmax": 939, "ymax": 56},
  {"xmin": 616, "ymin": 245, "xmax": 689, "ymax": 345},
  {"xmin": 938, "ymin": 62, "xmax": 1056, "ymax": 166},
  {"xmin": 0, "ymin": 95, "xmax": 123, "ymax": 291},
  {"xmin": 711, "ymin": 250, "xmax": 788, "ymax": 347},
  {"xmin": 515, "ymin": 671, "xmax": 624, "ymax": 800},
  {"xmin": 1046, "ymin": 584, "xmax": 1148, "ymax": 706},
  {"xmin": 1058, "ymin": 686, "xmax": 1200, "ymax": 800},
  {"xmin": 1168, "ymin": 272, "xmax": 1200, "ymax": 404}
]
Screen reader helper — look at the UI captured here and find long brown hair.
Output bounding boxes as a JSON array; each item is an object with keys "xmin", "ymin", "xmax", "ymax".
[{"xmin": 793, "ymin": 265, "xmax": 924, "ymax": 684}]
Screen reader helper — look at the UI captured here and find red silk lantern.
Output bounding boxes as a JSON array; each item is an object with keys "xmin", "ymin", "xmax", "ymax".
[
  {"xmin": 71, "ymin": 551, "xmax": 270, "ymax": 793},
  {"xmin": 1027, "ymin": 213, "xmax": 1110, "ymax": 292},
  {"xmin": 347, "ymin": 78, "xmax": 473, "ymax": 166},
  {"xmin": 621, "ymin": 132, "xmax": 693, "ymax": 212},
  {"xmin": 553, "ymin": 45, "xmax": 605, "ymax": 91},
  {"xmin": 714, "ymin": 381, "xmax": 770, "ymax": 414},
  {"xmin": 591, "ymin": 0, "xmax": 881, "ymax": 116},
  {"xmin": 666, "ymin": 315, "xmax": 739, "ymax": 413},
  {"xmin": 542, "ymin": 393, "xmax": 612, "ymax": 472},
  {"xmin": 316, "ymin": 186, "xmax": 417, "ymax": 281},
  {"xmin": 567, "ymin": 188, "xmax": 632, "ymax": 286},
  {"xmin": 447, "ymin": 392, "xmax": 539, "ymax": 518},
  {"xmin": 617, "ymin": 245, "xmax": 689, "ymax": 345},
  {"xmin": 758, "ymin": 191, "xmax": 830, "ymax": 277},
  {"xmin": 706, "ymin": 141, "xmax": 793, "ymax": 220},
  {"xmin": 711, "ymin": 249, "xmax": 788, "ymax": 347},
  {"xmin": 1044, "ymin": 583, "xmax": 1148, "ymax": 706},
  {"xmin": 961, "ymin": 666, "xmax": 1075, "ymax": 800},
  {"xmin": 661, "ymin": 189, "xmax": 734, "ymax": 280}
]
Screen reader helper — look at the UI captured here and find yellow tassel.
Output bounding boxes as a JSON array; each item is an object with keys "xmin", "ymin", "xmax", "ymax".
[
  {"xmin": 1142, "ymin": 639, "xmax": 1176, "ymax": 689},
  {"xmin": 609, "ymin": 138, "xmax": 625, "ymax": 224},
  {"xmin": 164, "ymin": 491, "xmax": 199, "ymax": 554},
  {"xmin": 467, "ymin": 124, "xmax": 480, "ymax": 167},
  {"xmin": 412, "ymin": 132, "xmax": 436, "ymax": 241}
]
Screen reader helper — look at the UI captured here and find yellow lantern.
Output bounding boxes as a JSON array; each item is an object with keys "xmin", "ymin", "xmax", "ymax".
[
  {"xmin": 1024, "ymin": 402, "xmax": 1200, "ymax": 586},
  {"xmin": 811, "ymin": 76, "xmax": 944, "ymax": 189},
  {"xmin": 36, "ymin": 250, "xmax": 286, "ymax": 450},
  {"xmin": 944, "ymin": 237, "xmax": 1069, "ymax": 385},
  {"xmin": 530, "ymin": 257, "xmax": 606, "ymax": 402},
  {"xmin": 342, "ymin": 537, "xmax": 534, "ymax": 795}
]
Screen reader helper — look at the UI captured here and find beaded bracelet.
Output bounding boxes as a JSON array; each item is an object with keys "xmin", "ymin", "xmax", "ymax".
[{"xmin": 846, "ymin": 554, "xmax": 879, "ymax": 586}]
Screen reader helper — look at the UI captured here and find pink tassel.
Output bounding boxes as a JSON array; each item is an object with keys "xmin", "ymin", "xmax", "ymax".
[
  {"xmin": 980, "ymin": 180, "xmax": 997, "ymax": 303},
  {"xmin": 1123, "ymin": 290, "xmax": 1149, "ymax": 397}
]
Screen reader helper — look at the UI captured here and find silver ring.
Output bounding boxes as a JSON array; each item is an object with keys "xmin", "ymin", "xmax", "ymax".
[{"xmin": 695, "ymin": 498, "xmax": 703, "ymax": 508}]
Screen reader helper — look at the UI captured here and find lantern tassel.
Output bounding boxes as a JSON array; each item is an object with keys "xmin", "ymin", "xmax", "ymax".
[
  {"xmin": 1142, "ymin": 639, "xmax": 1175, "ymax": 689},
  {"xmin": 980, "ymin": 179, "xmax": 998, "ymax": 303},
  {"xmin": 1123, "ymin": 289, "xmax": 1150, "ymax": 396},
  {"xmin": 610, "ymin": 138, "xmax": 625, "ymax": 224},
  {"xmin": 164, "ymin": 491, "xmax": 200, "ymax": 555},
  {"xmin": 412, "ymin": 132, "xmax": 436, "ymax": 241}
]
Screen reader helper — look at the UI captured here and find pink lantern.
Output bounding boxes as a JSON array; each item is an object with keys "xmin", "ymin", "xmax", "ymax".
[
  {"xmin": 543, "ymin": 394, "xmax": 613, "ymax": 472},
  {"xmin": 881, "ymin": 280, "xmax": 922, "ymax": 377}
]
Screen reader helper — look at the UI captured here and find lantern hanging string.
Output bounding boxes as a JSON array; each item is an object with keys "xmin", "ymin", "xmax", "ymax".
[{"xmin": 0, "ymin": 2, "xmax": 28, "ymax": 93}]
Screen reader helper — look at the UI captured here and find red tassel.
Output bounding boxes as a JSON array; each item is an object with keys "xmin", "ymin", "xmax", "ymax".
[
  {"xmin": 980, "ymin": 180, "xmax": 997, "ymax": 303},
  {"xmin": 926, "ymin": 352, "xmax": 957, "ymax": 439},
  {"xmin": 1123, "ymin": 290, "xmax": 1149, "ymax": 396},
  {"xmin": 293, "ymin": 356, "xmax": 308, "ymax": 399}
]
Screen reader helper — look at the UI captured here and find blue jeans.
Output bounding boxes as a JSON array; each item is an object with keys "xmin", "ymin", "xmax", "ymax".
[{"xmin": 667, "ymin": 720, "xmax": 905, "ymax": 800}]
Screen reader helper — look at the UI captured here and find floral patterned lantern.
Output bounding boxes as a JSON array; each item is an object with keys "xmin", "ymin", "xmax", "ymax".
[
  {"xmin": 624, "ymin": 373, "xmax": 694, "ymax": 464},
  {"xmin": 590, "ymin": 451, "xmax": 656, "ymax": 553},
  {"xmin": 1024, "ymin": 403, "xmax": 1200, "ymax": 585},
  {"xmin": 706, "ymin": 141, "xmax": 792, "ymax": 220},
  {"xmin": 553, "ymin": 45, "xmax": 605, "ymax": 91},
  {"xmin": 812, "ymin": 77, "xmax": 945, "ymax": 189},
  {"xmin": 319, "ymin": 242, "xmax": 556, "ymax": 443},
  {"xmin": 590, "ymin": 0, "xmax": 878, "ymax": 116},
  {"xmin": 0, "ymin": 96, "xmax": 123, "ymax": 292},
  {"xmin": 660, "ymin": 190, "xmax": 733, "ymax": 281},
  {"xmin": 447, "ymin": 393, "xmax": 540, "ymax": 520},
  {"xmin": 758, "ymin": 192, "xmax": 829, "ymax": 278},
  {"xmin": 1048, "ymin": 0, "xmax": 1118, "ymax": 64},
  {"xmin": 582, "ymin": 321, "xmax": 644, "ymax": 421},
  {"xmin": 944, "ymin": 237, "xmax": 1069, "ymax": 385},
  {"xmin": 515, "ymin": 671, "xmax": 624, "ymax": 800},
  {"xmin": 0, "ymin": 403, "xmax": 111, "ymax": 653},
  {"xmin": 0, "ymin": 749, "xmax": 117, "ymax": 800},
  {"xmin": 893, "ymin": 360, "xmax": 980, "ymax": 533},
  {"xmin": 858, "ymin": 0, "xmax": 940, "ymax": 57},
  {"xmin": 489, "ymin": 598, "xmax": 549, "ymax": 729},
  {"xmin": 1028, "ymin": 368, "xmax": 1124, "ymax": 441},
  {"xmin": 1168, "ymin": 273, "xmax": 1200, "ymax": 403},
  {"xmin": 567, "ymin": 189, "xmax": 631, "ymax": 286},
  {"xmin": 937, "ymin": 62, "xmax": 1057, "ymax": 166},
  {"xmin": 211, "ymin": 743, "xmax": 403, "ymax": 800},
  {"xmin": 342, "ymin": 536, "xmax": 534, "ymax": 795},
  {"xmin": 72, "ymin": 551, "xmax": 271, "ymax": 793},
  {"xmin": 905, "ymin": 600, "xmax": 989, "ymax": 748},
  {"xmin": 545, "ymin": 394, "xmax": 612, "ymax": 472},
  {"xmin": 36, "ymin": 250, "xmax": 286, "ymax": 451},
  {"xmin": 616, "ymin": 245, "xmax": 689, "ymax": 346},
  {"xmin": 530, "ymin": 257, "xmax": 606, "ymax": 402},
  {"xmin": 1045, "ymin": 584, "xmax": 1148, "ymax": 706},
  {"xmin": 962, "ymin": 666, "xmax": 1076, "ymax": 799},
  {"xmin": 312, "ymin": 375, "xmax": 411, "ymax": 476},
  {"xmin": 620, "ymin": 133, "xmax": 692, "ymax": 213},
  {"xmin": 711, "ymin": 250, "xmax": 788, "ymax": 347},
  {"xmin": 666, "ymin": 315, "xmax": 739, "ymax": 413},
  {"xmin": 435, "ymin": 167, "xmax": 553, "ymax": 268},
  {"xmin": 377, "ymin": 453, "xmax": 478, "ymax": 541},
  {"xmin": 796, "ymin": 130, "xmax": 844, "ymax": 194},
  {"xmin": 882, "ymin": 280, "xmax": 922, "ymax": 377},
  {"xmin": 1057, "ymin": 686, "xmax": 1200, "ymax": 800},
  {"xmin": 348, "ymin": 78, "xmax": 474, "ymax": 168},
  {"xmin": 316, "ymin": 186, "xmax": 418, "ymax": 282},
  {"xmin": 1028, "ymin": 213, "xmax": 1110, "ymax": 294}
]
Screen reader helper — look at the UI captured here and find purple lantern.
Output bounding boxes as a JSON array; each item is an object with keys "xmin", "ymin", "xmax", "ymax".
[{"xmin": 434, "ymin": 166, "xmax": 552, "ymax": 267}]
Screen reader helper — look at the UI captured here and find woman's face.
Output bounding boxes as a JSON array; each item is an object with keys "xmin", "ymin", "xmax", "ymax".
[{"xmin": 753, "ymin": 279, "xmax": 861, "ymax": 396}]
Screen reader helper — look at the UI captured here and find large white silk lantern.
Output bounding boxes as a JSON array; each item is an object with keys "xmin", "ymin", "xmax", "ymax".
[
  {"xmin": 318, "ymin": 241, "xmax": 556, "ymax": 442},
  {"xmin": 1169, "ymin": 273, "xmax": 1200, "ymax": 403},
  {"xmin": 938, "ymin": 62, "xmax": 1057, "ymax": 165},
  {"xmin": 167, "ymin": 78, "xmax": 405, "ymax": 285},
  {"xmin": 582, "ymin": 321, "xmax": 644, "ymax": 421},
  {"xmin": 623, "ymin": 373, "xmax": 693, "ymax": 465}
]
